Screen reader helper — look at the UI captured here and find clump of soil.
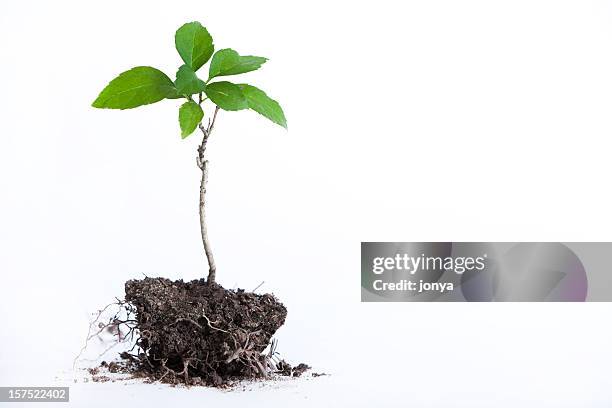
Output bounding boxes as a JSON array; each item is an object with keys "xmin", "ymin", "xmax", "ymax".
[
  {"xmin": 122, "ymin": 277, "xmax": 291, "ymax": 386},
  {"xmin": 277, "ymin": 361, "xmax": 311, "ymax": 377}
]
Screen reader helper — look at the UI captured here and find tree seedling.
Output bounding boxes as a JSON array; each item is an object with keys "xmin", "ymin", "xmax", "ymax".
[
  {"xmin": 84, "ymin": 22, "xmax": 297, "ymax": 386},
  {"xmin": 92, "ymin": 21, "xmax": 286, "ymax": 285}
]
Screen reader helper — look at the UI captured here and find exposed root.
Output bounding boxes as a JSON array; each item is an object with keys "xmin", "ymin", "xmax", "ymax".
[{"xmin": 74, "ymin": 300, "xmax": 139, "ymax": 368}]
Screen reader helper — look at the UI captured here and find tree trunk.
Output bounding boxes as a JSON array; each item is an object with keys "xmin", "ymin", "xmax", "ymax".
[{"xmin": 200, "ymin": 159, "xmax": 216, "ymax": 283}]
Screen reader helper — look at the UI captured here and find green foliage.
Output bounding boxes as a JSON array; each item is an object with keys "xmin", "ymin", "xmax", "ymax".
[
  {"xmin": 209, "ymin": 49, "xmax": 267, "ymax": 79},
  {"xmin": 239, "ymin": 84, "xmax": 287, "ymax": 129},
  {"xmin": 179, "ymin": 101, "xmax": 204, "ymax": 138},
  {"xmin": 92, "ymin": 67, "xmax": 177, "ymax": 109},
  {"xmin": 175, "ymin": 22, "xmax": 214, "ymax": 71},
  {"xmin": 175, "ymin": 65, "xmax": 207, "ymax": 96},
  {"xmin": 205, "ymin": 81, "xmax": 248, "ymax": 111},
  {"xmin": 92, "ymin": 21, "xmax": 287, "ymax": 135}
]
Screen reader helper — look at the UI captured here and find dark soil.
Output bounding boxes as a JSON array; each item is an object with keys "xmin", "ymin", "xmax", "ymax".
[{"xmin": 119, "ymin": 277, "xmax": 301, "ymax": 386}]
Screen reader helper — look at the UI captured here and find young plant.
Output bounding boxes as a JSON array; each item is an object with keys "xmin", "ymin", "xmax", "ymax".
[{"xmin": 92, "ymin": 21, "xmax": 286, "ymax": 285}]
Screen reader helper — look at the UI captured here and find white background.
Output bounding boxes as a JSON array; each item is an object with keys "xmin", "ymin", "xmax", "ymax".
[{"xmin": 1, "ymin": 0, "xmax": 612, "ymax": 406}]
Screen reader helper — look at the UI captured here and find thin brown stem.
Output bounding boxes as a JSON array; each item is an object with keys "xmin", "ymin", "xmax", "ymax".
[
  {"xmin": 199, "ymin": 160, "xmax": 216, "ymax": 283},
  {"xmin": 197, "ymin": 107, "xmax": 220, "ymax": 284}
]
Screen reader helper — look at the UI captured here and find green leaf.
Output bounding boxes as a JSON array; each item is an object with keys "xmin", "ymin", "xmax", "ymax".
[
  {"xmin": 205, "ymin": 81, "xmax": 248, "ymax": 111},
  {"xmin": 92, "ymin": 66, "xmax": 177, "ymax": 109},
  {"xmin": 179, "ymin": 101, "xmax": 204, "ymax": 138},
  {"xmin": 238, "ymin": 84, "xmax": 287, "ymax": 128},
  {"xmin": 208, "ymin": 48, "xmax": 267, "ymax": 79},
  {"xmin": 175, "ymin": 65, "xmax": 206, "ymax": 96},
  {"xmin": 175, "ymin": 22, "xmax": 214, "ymax": 71}
]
